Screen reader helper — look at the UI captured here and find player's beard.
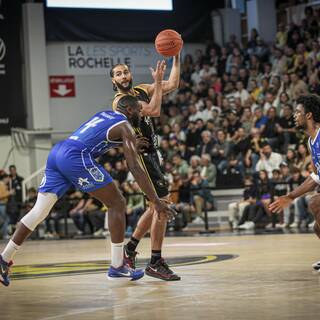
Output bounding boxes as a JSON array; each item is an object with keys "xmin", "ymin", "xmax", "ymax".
[{"xmin": 115, "ymin": 79, "xmax": 133, "ymax": 92}]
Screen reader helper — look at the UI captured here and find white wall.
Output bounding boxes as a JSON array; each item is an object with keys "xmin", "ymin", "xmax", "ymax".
[
  {"xmin": 247, "ymin": 0, "xmax": 277, "ymax": 44},
  {"xmin": 0, "ymin": 135, "xmax": 31, "ymax": 178},
  {"xmin": 47, "ymin": 42, "xmax": 205, "ymax": 131}
]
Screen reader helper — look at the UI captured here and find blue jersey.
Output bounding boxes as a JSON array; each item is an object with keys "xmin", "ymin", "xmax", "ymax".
[
  {"xmin": 38, "ymin": 110, "xmax": 128, "ymax": 197},
  {"xmin": 309, "ymin": 130, "xmax": 320, "ymax": 175},
  {"xmin": 68, "ymin": 110, "xmax": 128, "ymax": 158}
]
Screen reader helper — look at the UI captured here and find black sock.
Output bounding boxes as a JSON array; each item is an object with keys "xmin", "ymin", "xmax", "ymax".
[
  {"xmin": 126, "ymin": 237, "xmax": 140, "ymax": 252},
  {"xmin": 150, "ymin": 250, "xmax": 162, "ymax": 265}
]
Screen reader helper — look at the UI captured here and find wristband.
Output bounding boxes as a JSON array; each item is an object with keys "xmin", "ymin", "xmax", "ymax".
[{"xmin": 310, "ymin": 172, "xmax": 320, "ymax": 185}]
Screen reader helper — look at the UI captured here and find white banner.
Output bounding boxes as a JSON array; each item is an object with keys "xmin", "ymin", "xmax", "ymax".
[
  {"xmin": 65, "ymin": 42, "xmax": 205, "ymax": 75},
  {"xmin": 66, "ymin": 42, "xmax": 160, "ymax": 75}
]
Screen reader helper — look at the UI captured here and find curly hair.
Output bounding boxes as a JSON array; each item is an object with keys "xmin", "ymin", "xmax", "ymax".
[
  {"xmin": 116, "ymin": 95, "xmax": 139, "ymax": 114},
  {"xmin": 296, "ymin": 94, "xmax": 320, "ymax": 123}
]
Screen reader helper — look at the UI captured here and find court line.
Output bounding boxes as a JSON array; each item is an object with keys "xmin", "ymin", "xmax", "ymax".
[{"xmin": 164, "ymin": 242, "xmax": 230, "ymax": 247}]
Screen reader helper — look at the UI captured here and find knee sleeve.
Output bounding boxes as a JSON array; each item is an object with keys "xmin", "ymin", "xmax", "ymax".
[{"xmin": 21, "ymin": 192, "xmax": 58, "ymax": 231}]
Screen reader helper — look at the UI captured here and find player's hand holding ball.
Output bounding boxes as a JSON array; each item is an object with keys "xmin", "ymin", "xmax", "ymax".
[{"xmin": 155, "ymin": 29, "xmax": 183, "ymax": 57}]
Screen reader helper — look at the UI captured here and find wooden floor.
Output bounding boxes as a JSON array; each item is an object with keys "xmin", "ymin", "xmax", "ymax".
[{"xmin": 1, "ymin": 233, "xmax": 320, "ymax": 320}]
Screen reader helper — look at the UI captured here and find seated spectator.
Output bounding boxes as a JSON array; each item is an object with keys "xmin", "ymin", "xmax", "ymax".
[
  {"xmin": 226, "ymin": 109, "xmax": 241, "ymax": 139},
  {"xmin": 196, "ymin": 130, "xmax": 215, "ymax": 157},
  {"xmin": 212, "ymin": 130, "xmax": 231, "ymax": 172},
  {"xmin": 0, "ymin": 173, "xmax": 14, "ymax": 239},
  {"xmin": 172, "ymin": 153, "xmax": 189, "ymax": 177},
  {"xmin": 253, "ymin": 106, "xmax": 268, "ymax": 131},
  {"xmin": 234, "ymin": 80, "xmax": 249, "ymax": 105},
  {"xmin": 277, "ymin": 103, "xmax": 296, "ymax": 153},
  {"xmin": 261, "ymin": 106, "xmax": 281, "ymax": 150},
  {"xmin": 45, "ymin": 194, "xmax": 71, "ymax": 239},
  {"xmin": 289, "ymin": 72, "xmax": 308, "ymax": 101},
  {"xmin": 295, "ymin": 143, "xmax": 311, "ymax": 171},
  {"xmin": 7, "ymin": 165, "xmax": 23, "ymax": 233},
  {"xmin": 170, "ymin": 174, "xmax": 195, "ymax": 225},
  {"xmin": 188, "ymin": 155, "xmax": 201, "ymax": 179},
  {"xmin": 190, "ymin": 171, "xmax": 215, "ymax": 224},
  {"xmin": 69, "ymin": 194, "xmax": 93, "ymax": 236},
  {"xmin": 236, "ymin": 194, "xmax": 271, "ymax": 230},
  {"xmin": 200, "ymin": 154, "xmax": 217, "ymax": 188},
  {"xmin": 185, "ymin": 121, "xmax": 201, "ymax": 155},
  {"xmin": 228, "ymin": 176, "xmax": 257, "ymax": 229},
  {"xmin": 255, "ymin": 143, "xmax": 283, "ymax": 178}
]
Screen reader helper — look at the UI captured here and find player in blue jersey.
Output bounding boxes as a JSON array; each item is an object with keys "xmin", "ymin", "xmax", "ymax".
[
  {"xmin": 269, "ymin": 94, "xmax": 320, "ymax": 271},
  {"xmin": 0, "ymin": 61, "xmax": 175, "ymax": 286}
]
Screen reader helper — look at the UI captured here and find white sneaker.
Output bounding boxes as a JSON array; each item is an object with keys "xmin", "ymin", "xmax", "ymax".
[
  {"xmin": 102, "ymin": 230, "xmax": 110, "ymax": 237},
  {"xmin": 278, "ymin": 223, "xmax": 289, "ymax": 229},
  {"xmin": 93, "ymin": 228, "xmax": 104, "ymax": 237},
  {"xmin": 289, "ymin": 222, "xmax": 299, "ymax": 229},
  {"xmin": 312, "ymin": 260, "xmax": 320, "ymax": 271},
  {"xmin": 192, "ymin": 217, "xmax": 204, "ymax": 225},
  {"xmin": 308, "ymin": 221, "xmax": 315, "ymax": 229},
  {"xmin": 238, "ymin": 221, "xmax": 255, "ymax": 230}
]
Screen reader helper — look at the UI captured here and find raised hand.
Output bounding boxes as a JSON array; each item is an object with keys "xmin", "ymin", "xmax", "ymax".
[{"xmin": 150, "ymin": 60, "xmax": 166, "ymax": 84}]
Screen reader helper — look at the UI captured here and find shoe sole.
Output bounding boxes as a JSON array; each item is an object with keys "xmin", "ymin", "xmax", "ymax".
[
  {"xmin": 107, "ymin": 273, "xmax": 144, "ymax": 281},
  {"xmin": 145, "ymin": 270, "xmax": 181, "ymax": 281}
]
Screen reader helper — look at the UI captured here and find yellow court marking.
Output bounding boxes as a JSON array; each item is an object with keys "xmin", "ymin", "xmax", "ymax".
[{"xmin": 11, "ymin": 254, "xmax": 237, "ymax": 280}]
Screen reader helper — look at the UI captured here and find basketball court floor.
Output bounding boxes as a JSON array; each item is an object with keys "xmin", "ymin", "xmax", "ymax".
[{"xmin": 1, "ymin": 233, "xmax": 320, "ymax": 320}]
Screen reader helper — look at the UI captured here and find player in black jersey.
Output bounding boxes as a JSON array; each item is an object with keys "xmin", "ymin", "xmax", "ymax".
[{"xmin": 110, "ymin": 55, "xmax": 181, "ymax": 281}]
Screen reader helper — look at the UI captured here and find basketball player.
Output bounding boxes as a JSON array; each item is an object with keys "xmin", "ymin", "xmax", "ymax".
[
  {"xmin": 0, "ymin": 62, "xmax": 175, "ymax": 287},
  {"xmin": 269, "ymin": 94, "xmax": 320, "ymax": 271},
  {"xmin": 110, "ymin": 53, "xmax": 181, "ymax": 281}
]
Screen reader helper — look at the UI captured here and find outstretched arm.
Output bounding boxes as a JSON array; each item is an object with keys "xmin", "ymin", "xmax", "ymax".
[
  {"xmin": 108, "ymin": 122, "xmax": 175, "ymax": 219},
  {"xmin": 269, "ymin": 162, "xmax": 318, "ymax": 213},
  {"xmin": 141, "ymin": 53, "xmax": 181, "ymax": 97},
  {"xmin": 113, "ymin": 61, "xmax": 166, "ymax": 118},
  {"xmin": 140, "ymin": 60, "xmax": 166, "ymax": 117}
]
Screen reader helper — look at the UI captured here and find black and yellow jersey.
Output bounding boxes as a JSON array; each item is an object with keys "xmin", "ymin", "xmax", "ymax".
[{"xmin": 112, "ymin": 86, "xmax": 158, "ymax": 153}]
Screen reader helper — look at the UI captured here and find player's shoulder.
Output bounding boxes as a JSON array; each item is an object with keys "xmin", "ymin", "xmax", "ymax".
[
  {"xmin": 97, "ymin": 110, "xmax": 127, "ymax": 122},
  {"xmin": 134, "ymin": 84, "xmax": 150, "ymax": 96}
]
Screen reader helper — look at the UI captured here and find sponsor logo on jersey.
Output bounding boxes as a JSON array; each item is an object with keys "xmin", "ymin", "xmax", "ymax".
[
  {"xmin": 78, "ymin": 177, "xmax": 90, "ymax": 187},
  {"xmin": 89, "ymin": 167, "xmax": 104, "ymax": 182}
]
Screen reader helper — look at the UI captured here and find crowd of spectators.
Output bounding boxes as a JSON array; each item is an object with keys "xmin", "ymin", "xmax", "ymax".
[
  {"xmin": 99, "ymin": 6, "xmax": 320, "ymax": 230},
  {"xmin": 1, "ymin": 6, "xmax": 320, "ymax": 237}
]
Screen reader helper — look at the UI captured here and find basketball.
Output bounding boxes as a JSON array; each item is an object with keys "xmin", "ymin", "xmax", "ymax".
[{"xmin": 155, "ymin": 29, "xmax": 183, "ymax": 57}]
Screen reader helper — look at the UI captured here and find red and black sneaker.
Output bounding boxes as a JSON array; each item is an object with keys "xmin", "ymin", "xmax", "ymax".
[
  {"xmin": 0, "ymin": 255, "xmax": 13, "ymax": 287},
  {"xmin": 124, "ymin": 245, "xmax": 138, "ymax": 269},
  {"xmin": 145, "ymin": 258, "xmax": 181, "ymax": 281}
]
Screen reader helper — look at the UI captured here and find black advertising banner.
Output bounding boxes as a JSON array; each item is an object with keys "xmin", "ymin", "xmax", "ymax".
[
  {"xmin": 0, "ymin": 0, "xmax": 26, "ymax": 135},
  {"xmin": 45, "ymin": 0, "xmax": 222, "ymax": 42}
]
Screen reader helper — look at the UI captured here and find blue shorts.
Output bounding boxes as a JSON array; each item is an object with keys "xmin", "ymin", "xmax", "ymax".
[{"xmin": 38, "ymin": 140, "xmax": 113, "ymax": 198}]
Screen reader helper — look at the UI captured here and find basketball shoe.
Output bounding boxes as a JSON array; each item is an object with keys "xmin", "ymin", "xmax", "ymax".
[
  {"xmin": 0, "ymin": 255, "xmax": 13, "ymax": 287},
  {"xmin": 145, "ymin": 258, "xmax": 181, "ymax": 281},
  {"xmin": 312, "ymin": 260, "xmax": 320, "ymax": 271},
  {"xmin": 124, "ymin": 245, "xmax": 137, "ymax": 269},
  {"xmin": 107, "ymin": 264, "xmax": 144, "ymax": 281}
]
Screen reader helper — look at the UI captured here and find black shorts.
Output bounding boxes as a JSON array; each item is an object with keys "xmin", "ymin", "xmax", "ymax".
[{"xmin": 139, "ymin": 151, "xmax": 169, "ymax": 199}]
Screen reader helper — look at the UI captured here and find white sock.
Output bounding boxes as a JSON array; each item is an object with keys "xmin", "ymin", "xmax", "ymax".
[
  {"xmin": 111, "ymin": 242, "xmax": 124, "ymax": 268},
  {"xmin": 2, "ymin": 240, "xmax": 21, "ymax": 263}
]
